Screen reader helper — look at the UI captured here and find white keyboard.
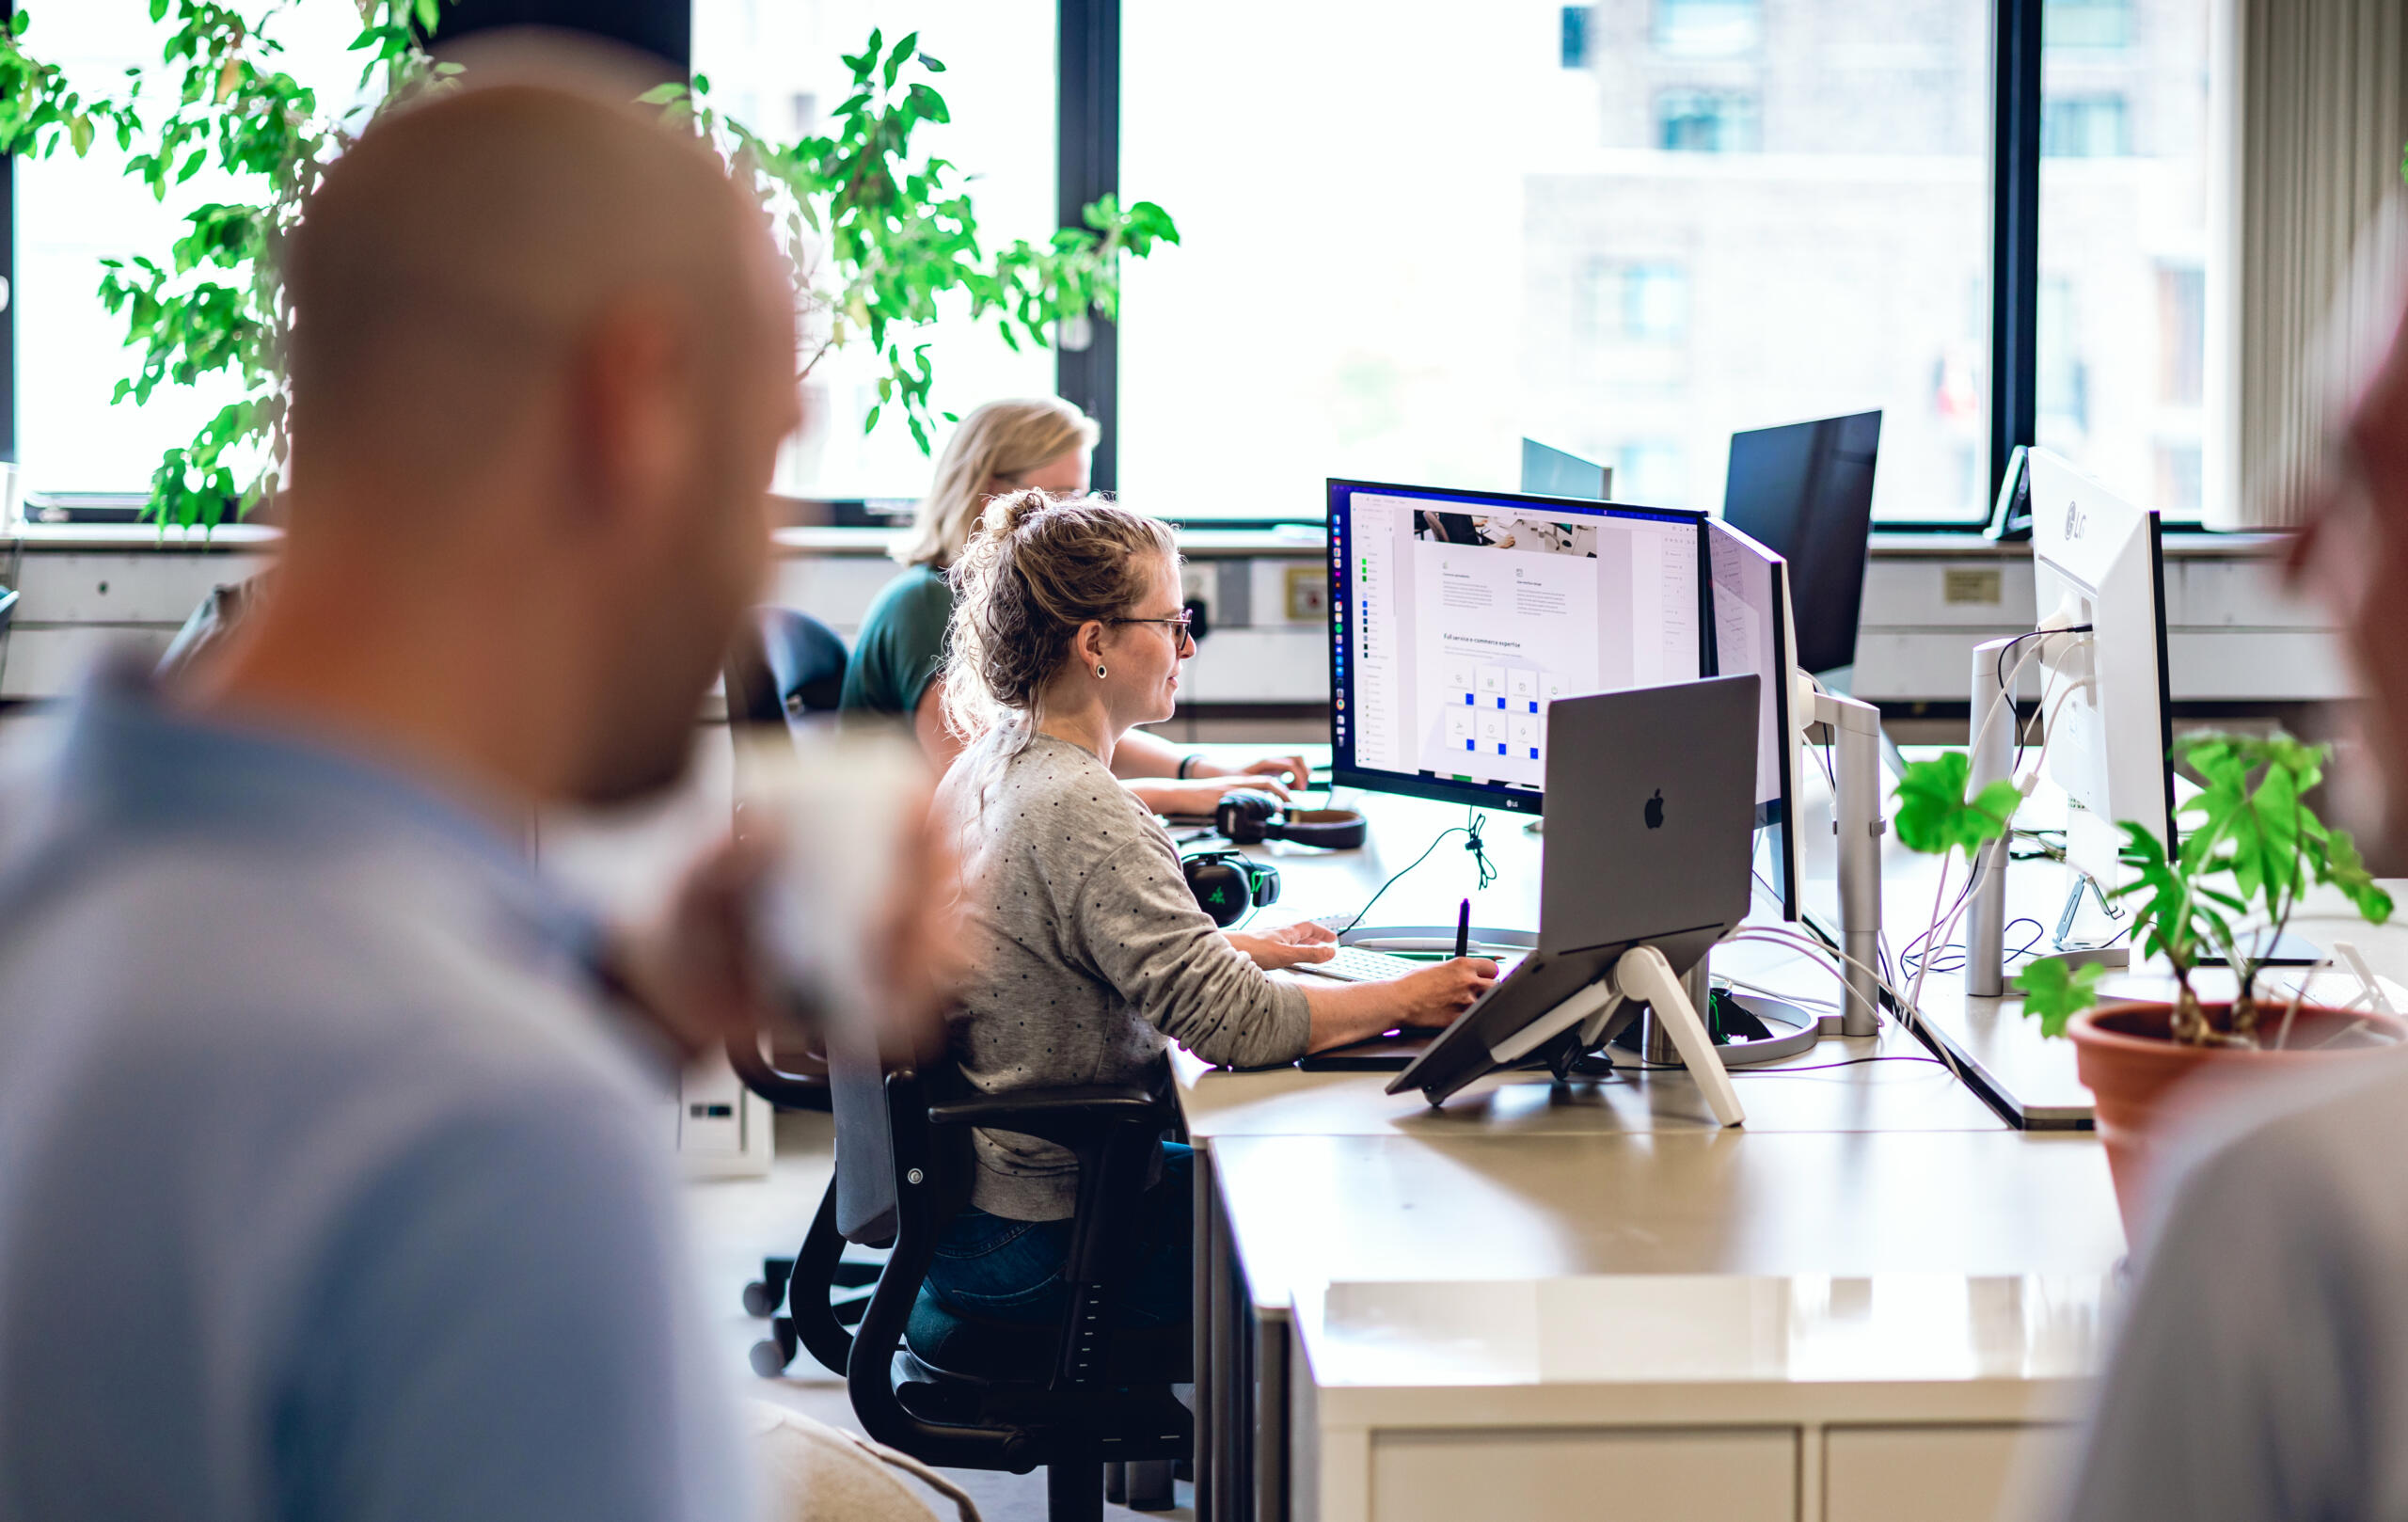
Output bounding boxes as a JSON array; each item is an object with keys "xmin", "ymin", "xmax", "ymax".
[{"xmin": 1296, "ymin": 944, "xmax": 1429, "ymax": 983}]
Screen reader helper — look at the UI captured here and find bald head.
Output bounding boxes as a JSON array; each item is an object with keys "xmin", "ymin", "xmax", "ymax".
[
  {"xmin": 286, "ymin": 83, "xmax": 778, "ymax": 493},
  {"xmin": 229, "ymin": 75, "xmax": 802, "ymax": 808}
]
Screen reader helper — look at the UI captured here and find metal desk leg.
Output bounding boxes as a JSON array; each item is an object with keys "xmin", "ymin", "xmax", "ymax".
[
  {"xmin": 1251, "ymin": 1308, "xmax": 1288, "ymax": 1522},
  {"xmin": 1194, "ymin": 1146, "xmax": 1218, "ymax": 1522}
]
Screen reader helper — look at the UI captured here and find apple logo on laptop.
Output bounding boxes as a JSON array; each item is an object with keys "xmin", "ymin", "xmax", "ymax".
[{"xmin": 1644, "ymin": 789, "xmax": 1665, "ymax": 830}]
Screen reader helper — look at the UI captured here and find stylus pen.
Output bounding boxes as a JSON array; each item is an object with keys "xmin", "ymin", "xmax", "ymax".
[{"xmin": 1453, "ymin": 898, "xmax": 1471, "ymax": 960}]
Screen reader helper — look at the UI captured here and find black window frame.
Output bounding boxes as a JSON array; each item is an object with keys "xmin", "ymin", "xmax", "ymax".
[{"xmin": 0, "ymin": 0, "xmax": 2054, "ymax": 531}]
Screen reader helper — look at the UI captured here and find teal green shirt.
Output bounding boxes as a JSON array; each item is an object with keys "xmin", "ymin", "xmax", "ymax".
[{"xmin": 839, "ymin": 563, "xmax": 955, "ymax": 719}]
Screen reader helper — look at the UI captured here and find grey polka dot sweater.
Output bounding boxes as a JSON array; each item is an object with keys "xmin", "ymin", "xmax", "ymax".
[{"xmin": 937, "ymin": 730, "xmax": 1311, "ymax": 1219}]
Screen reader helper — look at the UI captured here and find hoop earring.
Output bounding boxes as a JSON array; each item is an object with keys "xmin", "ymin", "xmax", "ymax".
[{"xmin": 1095, "ymin": 662, "xmax": 1108, "ymax": 678}]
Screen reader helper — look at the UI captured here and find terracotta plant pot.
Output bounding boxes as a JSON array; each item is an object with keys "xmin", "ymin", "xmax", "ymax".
[{"xmin": 2069, "ymin": 1002, "xmax": 2408, "ymax": 1243}]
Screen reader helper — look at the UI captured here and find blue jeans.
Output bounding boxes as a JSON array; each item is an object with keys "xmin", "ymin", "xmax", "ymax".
[{"xmin": 924, "ymin": 1142, "xmax": 1194, "ymax": 1327}]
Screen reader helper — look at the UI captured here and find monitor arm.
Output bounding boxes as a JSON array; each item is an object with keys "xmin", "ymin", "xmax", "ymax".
[{"xmin": 1799, "ymin": 673, "xmax": 1884, "ymax": 1035}]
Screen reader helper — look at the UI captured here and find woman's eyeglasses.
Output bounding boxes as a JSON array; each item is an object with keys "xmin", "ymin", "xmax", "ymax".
[{"xmin": 1109, "ymin": 611, "xmax": 1197, "ymax": 649}]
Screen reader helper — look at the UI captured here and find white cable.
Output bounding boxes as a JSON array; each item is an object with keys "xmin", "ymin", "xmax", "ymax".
[
  {"xmin": 1723, "ymin": 927, "xmax": 1967, "ymax": 1086},
  {"xmin": 1719, "ymin": 974, "xmax": 1841, "ymax": 1009},
  {"xmin": 1966, "ymin": 637, "xmax": 2048, "ymax": 772}
]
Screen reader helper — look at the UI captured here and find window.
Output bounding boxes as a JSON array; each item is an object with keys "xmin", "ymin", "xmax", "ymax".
[
  {"xmin": 2157, "ymin": 263, "xmax": 2204, "ymax": 405},
  {"xmin": 1120, "ymin": 1, "xmax": 1991, "ymax": 522},
  {"xmin": 2037, "ymin": 0, "xmax": 2213, "ymax": 517},
  {"xmin": 1656, "ymin": 89, "xmax": 1759, "ymax": 152},
  {"xmin": 689, "ymin": 0, "xmax": 1056, "ymax": 501},
  {"xmin": 1654, "ymin": 0, "xmax": 1763, "ymax": 57},
  {"xmin": 1584, "ymin": 262, "xmax": 1689, "ymax": 341},
  {"xmin": 14, "ymin": 0, "xmax": 361, "ymax": 494},
  {"xmin": 2041, "ymin": 94, "xmax": 2130, "ymax": 156},
  {"xmin": 1562, "ymin": 7, "xmax": 1592, "ymax": 69},
  {"xmin": 2045, "ymin": 0, "xmax": 2131, "ymax": 50}
]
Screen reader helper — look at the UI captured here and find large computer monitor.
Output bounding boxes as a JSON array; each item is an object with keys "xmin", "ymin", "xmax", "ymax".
[
  {"xmin": 1520, "ymin": 438, "xmax": 1611, "ymax": 499},
  {"xmin": 2026, "ymin": 448, "xmax": 2174, "ymax": 887},
  {"xmin": 1703, "ymin": 519, "xmax": 1802, "ymax": 921},
  {"xmin": 1720, "ymin": 410, "xmax": 1882, "ymax": 677},
  {"xmin": 1327, "ymin": 479, "xmax": 1705, "ymax": 816}
]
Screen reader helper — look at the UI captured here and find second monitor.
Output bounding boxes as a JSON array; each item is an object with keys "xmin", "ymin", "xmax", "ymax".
[{"xmin": 1327, "ymin": 478, "xmax": 1705, "ymax": 816}]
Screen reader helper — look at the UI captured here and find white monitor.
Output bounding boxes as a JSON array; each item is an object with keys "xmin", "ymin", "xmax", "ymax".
[
  {"xmin": 2026, "ymin": 448, "xmax": 2175, "ymax": 884},
  {"xmin": 1703, "ymin": 519, "xmax": 1805, "ymax": 921},
  {"xmin": 1327, "ymin": 479, "xmax": 1704, "ymax": 816}
]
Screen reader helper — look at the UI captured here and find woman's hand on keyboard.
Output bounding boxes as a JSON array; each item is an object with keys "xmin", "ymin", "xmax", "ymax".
[
  {"xmin": 1393, "ymin": 957, "xmax": 1501, "ymax": 1026},
  {"xmin": 1228, "ymin": 919, "xmax": 1339, "ymax": 970}
]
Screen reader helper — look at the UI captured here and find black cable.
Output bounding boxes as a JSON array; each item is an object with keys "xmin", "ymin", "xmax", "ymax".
[{"xmin": 1338, "ymin": 809, "xmax": 1496, "ymax": 934}]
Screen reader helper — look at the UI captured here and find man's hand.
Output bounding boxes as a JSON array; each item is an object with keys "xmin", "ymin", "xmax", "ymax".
[
  {"xmin": 610, "ymin": 783, "xmax": 965, "ymax": 1067},
  {"xmin": 610, "ymin": 832, "xmax": 780, "ymax": 1061},
  {"xmin": 1228, "ymin": 919, "xmax": 1339, "ymax": 970}
]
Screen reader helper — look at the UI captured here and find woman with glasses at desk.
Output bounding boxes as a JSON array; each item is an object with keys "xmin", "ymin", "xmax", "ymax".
[
  {"xmin": 927, "ymin": 489, "xmax": 1497, "ymax": 1325},
  {"xmin": 839, "ymin": 396, "xmax": 1307, "ymax": 809}
]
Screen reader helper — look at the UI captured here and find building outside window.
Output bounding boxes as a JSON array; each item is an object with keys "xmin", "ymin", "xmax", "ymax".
[
  {"xmin": 1124, "ymin": 1, "xmax": 1993, "ymax": 522},
  {"xmin": 1562, "ymin": 6, "xmax": 1592, "ymax": 68},
  {"xmin": 1584, "ymin": 261, "xmax": 1690, "ymax": 341},
  {"xmin": 1653, "ymin": 0, "xmax": 1763, "ymax": 57},
  {"xmin": 2038, "ymin": 0, "xmax": 2212, "ymax": 517},
  {"xmin": 2041, "ymin": 94, "xmax": 2131, "ymax": 156},
  {"xmin": 2045, "ymin": 0, "xmax": 2133, "ymax": 49},
  {"xmin": 1656, "ymin": 89, "xmax": 1759, "ymax": 152}
]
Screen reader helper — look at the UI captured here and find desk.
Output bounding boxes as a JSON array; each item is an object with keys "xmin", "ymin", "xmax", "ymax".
[{"xmin": 1180, "ymin": 751, "xmax": 2126, "ymax": 1522}]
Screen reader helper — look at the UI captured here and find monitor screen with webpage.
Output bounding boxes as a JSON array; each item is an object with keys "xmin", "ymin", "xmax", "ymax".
[{"xmin": 1327, "ymin": 479, "xmax": 1704, "ymax": 815}]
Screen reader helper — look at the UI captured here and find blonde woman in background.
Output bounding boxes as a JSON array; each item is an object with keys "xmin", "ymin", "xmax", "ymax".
[{"xmin": 839, "ymin": 397, "xmax": 1308, "ymax": 809}]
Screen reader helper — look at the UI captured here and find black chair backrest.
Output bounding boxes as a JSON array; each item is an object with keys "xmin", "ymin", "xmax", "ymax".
[
  {"xmin": 825, "ymin": 1003, "xmax": 903, "ymax": 1245},
  {"xmin": 725, "ymin": 605, "xmax": 848, "ymax": 730},
  {"xmin": 761, "ymin": 606, "xmax": 849, "ymax": 717}
]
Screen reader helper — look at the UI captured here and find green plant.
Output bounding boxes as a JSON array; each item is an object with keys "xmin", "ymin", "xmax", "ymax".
[
  {"xmin": 2081, "ymin": 732, "xmax": 2392, "ymax": 1044},
  {"xmin": 1890, "ymin": 730, "xmax": 2393, "ymax": 1045},
  {"xmin": 643, "ymin": 30, "xmax": 1177, "ymax": 454},
  {"xmin": 1889, "ymin": 747, "xmax": 2023, "ymax": 1007},
  {"xmin": 0, "ymin": 6, "xmax": 1175, "ymax": 530},
  {"xmin": 0, "ymin": 2, "xmax": 446, "ymax": 530}
]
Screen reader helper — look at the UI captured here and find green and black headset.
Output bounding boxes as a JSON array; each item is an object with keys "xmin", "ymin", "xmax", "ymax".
[{"xmin": 1181, "ymin": 850, "xmax": 1281, "ymax": 927}]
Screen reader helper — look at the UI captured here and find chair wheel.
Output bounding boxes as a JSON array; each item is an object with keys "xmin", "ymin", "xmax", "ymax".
[
  {"xmin": 742, "ymin": 1280, "xmax": 779, "ymax": 1318},
  {"xmin": 750, "ymin": 1339, "xmax": 791, "ymax": 1378}
]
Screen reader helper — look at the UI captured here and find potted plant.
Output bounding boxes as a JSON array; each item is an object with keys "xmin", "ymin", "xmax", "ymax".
[{"xmin": 1894, "ymin": 731, "xmax": 2400, "ymax": 1238}]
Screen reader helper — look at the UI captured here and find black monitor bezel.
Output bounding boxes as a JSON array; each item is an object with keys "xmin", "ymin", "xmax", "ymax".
[{"xmin": 1325, "ymin": 476, "xmax": 1707, "ymax": 818}]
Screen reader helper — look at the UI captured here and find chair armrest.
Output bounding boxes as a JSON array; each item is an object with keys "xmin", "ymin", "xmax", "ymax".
[{"xmin": 926, "ymin": 1084, "xmax": 1164, "ymax": 1145}]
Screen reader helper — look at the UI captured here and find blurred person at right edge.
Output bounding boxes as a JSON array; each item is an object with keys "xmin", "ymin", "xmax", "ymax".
[
  {"xmin": 0, "ymin": 50, "xmax": 955, "ymax": 1522},
  {"xmin": 2052, "ymin": 248, "xmax": 2408, "ymax": 1521}
]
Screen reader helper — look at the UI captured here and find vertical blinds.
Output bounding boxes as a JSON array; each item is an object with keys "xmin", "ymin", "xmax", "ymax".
[{"xmin": 2229, "ymin": 0, "xmax": 2408, "ymax": 528}]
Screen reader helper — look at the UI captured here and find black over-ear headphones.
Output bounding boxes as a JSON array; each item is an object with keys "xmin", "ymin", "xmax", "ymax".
[
  {"xmin": 1182, "ymin": 850, "xmax": 1281, "ymax": 927},
  {"xmin": 1212, "ymin": 788, "xmax": 1370, "ymax": 851}
]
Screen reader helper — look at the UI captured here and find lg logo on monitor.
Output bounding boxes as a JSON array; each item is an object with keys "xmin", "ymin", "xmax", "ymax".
[{"xmin": 2065, "ymin": 500, "xmax": 2087, "ymax": 540}]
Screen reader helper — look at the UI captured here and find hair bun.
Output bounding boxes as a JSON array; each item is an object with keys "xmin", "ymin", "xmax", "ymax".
[{"xmin": 981, "ymin": 487, "xmax": 1055, "ymax": 543}]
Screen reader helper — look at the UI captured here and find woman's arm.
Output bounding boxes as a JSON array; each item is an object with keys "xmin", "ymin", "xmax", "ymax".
[
  {"xmin": 912, "ymin": 677, "xmax": 967, "ymax": 775},
  {"xmin": 1294, "ymin": 959, "xmax": 1497, "ymax": 1053},
  {"xmin": 1114, "ymin": 731, "xmax": 1309, "ymax": 812}
]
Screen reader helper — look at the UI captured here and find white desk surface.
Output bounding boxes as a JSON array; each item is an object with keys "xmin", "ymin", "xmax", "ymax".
[
  {"xmin": 1292, "ymin": 1270, "xmax": 2115, "ymax": 1428},
  {"xmin": 1211, "ymin": 1128, "xmax": 2124, "ymax": 1320}
]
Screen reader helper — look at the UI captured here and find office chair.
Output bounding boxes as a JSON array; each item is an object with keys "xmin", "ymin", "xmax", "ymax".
[
  {"xmin": 721, "ymin": 605, "xmax": 854, "ymax": 1124},
  {"xmin": 727, "ymin": 604, "xmax": 849, "ymax": 727},
  {"xmin": 754, "ymin": 1045, "xmax": 1193, "ymax": 1520}
]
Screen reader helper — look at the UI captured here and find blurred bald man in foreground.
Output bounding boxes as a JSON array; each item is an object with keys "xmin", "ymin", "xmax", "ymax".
[{"xmin": 0, "ymin": 76, "xmax": 816, "ymax": 1522}]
